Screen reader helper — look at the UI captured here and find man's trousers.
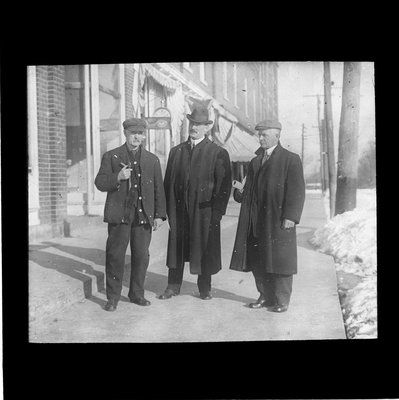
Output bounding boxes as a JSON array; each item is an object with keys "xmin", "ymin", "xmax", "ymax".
[
  {"xmin": 105, "ymin": 220, "xmax": 152, "ymax": 302},
  {"xmin": 247, "ymin": 232, "xmax": 293, "ymax": 306},
  {"xmin": 166, "ymin": 266, "xmax": 212, "ymax": 295}
]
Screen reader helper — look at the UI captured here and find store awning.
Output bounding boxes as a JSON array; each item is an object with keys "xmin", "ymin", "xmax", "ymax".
[{"xmin": 222, "ymin": 125, "xmax": 260, "ymax": 162}]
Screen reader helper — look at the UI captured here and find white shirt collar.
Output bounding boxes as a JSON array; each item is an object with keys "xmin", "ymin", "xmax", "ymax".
[
  {"xmin": 266, "ymin": 144, "xmax": 278, "ymax": 156},
  {"xmin": 191, "ymin": 136, "xmax": 206, "ymax": 146}
]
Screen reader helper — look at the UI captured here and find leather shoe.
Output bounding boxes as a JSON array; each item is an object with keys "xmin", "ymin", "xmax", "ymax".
[
  {"xmin": 130, "ymin": 297, "xmax": 151, "ymax": 306},
  {"xmin": 249, "ymin": 297, "xmax": 275, "ymax": 309},
  {"xmin": 104, "ymin": 299, "xmax": 118, "ymax": 312},
  {"xmin": 199, "ymin": 292, "xmax": 212, "ymax": 300},
  {"xmin": 158, "ymin": 289, "xmax": 179, "ymax": 300},
  {"xmin": 271, "ymin": 304, "xmax": 288, "ymax": 313}
]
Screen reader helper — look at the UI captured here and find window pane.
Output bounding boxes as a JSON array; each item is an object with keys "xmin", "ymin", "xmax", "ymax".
[
  {"xmin": 98, "ymin": 64, "xmax": 122, "ymax": 155},
  {"xmin": 65, "ymin": 65, "xmax": 86, "ymax": 192}
]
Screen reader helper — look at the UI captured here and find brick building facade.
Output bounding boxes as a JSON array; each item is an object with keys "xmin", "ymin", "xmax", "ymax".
[{"xmin": 28, "ymin": 62, "xmax": 278, "ymax": 241}]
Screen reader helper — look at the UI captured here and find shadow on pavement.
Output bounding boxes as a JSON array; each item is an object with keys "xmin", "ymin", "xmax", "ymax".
[
  {"xmin": 29, "ymin": 247, "xmax": 105, "ymax": 302},
  {"xmin": 29, "ymin": 243, "xmax": 254, "ymax": 308},
  {"xmin": 143, "ymin": 270, "xmax": 254, "ymax": 304},
  {"xmin": 31, "ymin": 242, "xmax": 106, "ymax": 265},
  {"xmin": 296, "ymin": 226, "xmax": 318, "ymax": 251}
]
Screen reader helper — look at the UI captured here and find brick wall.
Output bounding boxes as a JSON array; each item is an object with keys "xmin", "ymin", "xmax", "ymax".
[{"xmin": 36, "ymin": 65, "xmax": 67, "ymax": 237}]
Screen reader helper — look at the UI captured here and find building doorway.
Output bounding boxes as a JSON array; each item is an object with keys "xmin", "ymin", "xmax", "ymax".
[{"xmin": 64, "ymin": 64, "xmax": 125, "ymax": 216}]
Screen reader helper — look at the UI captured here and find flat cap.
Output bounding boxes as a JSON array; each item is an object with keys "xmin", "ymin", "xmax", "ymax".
[
  {"xmin": 122, "ymin": 118, "xmax": 147, "ymax": 131},
  {"xmin": 255, "ymin": 119, "xmax": 282, "ymax": 131}
]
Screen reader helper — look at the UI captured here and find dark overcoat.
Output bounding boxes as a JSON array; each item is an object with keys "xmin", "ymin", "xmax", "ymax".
[
  {"xmin": 94, "ymin": 143, "xmax": 166, "ymax": 225},
  {"xmin": 164, "ymin": 137, "xmax": 232, "ymax": 275},
  {"xmin": 230, "ymin": 143, "xmax": 305, "ymax": 275}
]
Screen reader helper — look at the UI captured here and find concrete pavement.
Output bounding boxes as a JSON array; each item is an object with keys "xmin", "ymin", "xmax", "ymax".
[{"xmin": 28, "ymin": 191, "xmax": 346, "ymax": 342}]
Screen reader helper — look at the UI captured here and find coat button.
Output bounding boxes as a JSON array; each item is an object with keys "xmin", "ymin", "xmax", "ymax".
[
  {"xmin": 134, "ymin": 184, "xmax": 137, "ymax": 188},
  {"xmin": 134, "ymin": 161, "xmax": 137, "ymax": 165},
  {"xmin": 139, "ymin": 209, "xmax": 142, "ymax": 212},
  {"xmin": 141, "ymin": 220, "xmax": 144, "ymax": 224},
  {"xmin": 139, "ymin": 196, "xmax": 142, "ymax": 200}
]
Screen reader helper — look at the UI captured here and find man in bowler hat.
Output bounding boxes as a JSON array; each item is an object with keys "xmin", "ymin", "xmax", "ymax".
[
  {"xmin": 230, "ymin": 120, "xmax": 305, "ymax": 312},
  {"xmin": 159, "ymin": 97, "xmax": 232, "ymax": 300},
  {"xmin": 95, "ymin": 118, "xmax": 167, "ymax": 311}
]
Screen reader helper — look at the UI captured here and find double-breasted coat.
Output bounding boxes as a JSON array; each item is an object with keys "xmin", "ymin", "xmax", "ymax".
[
  {"xmin": 94, "ymin": 143, "xmax": 166, "ymax": 225},
  {"xmin": 164, "ymin": 137, "xmax": 232, "ymax": 275},
  {"xmin": 230, "ymin": 143, "xmax": 305, "ymax": 275}
]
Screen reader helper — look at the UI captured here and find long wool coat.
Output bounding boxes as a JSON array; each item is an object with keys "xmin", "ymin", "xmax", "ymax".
[
  {"xmin": 94, "ymin": 144, "xmax": 166, "ymax": 225},
  {"xmin": 164, "ymin": 137, "xmax": 232, "ymax": 275},
  {"xmin": 230, "ymin": 143, "xmax": 305, "ymax": 275}
]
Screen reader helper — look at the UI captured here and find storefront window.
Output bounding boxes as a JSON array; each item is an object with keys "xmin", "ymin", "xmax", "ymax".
[
  {"xmin": 98, "ymin": 64, "xmax": 122, "ymax": 155},
  {"xmin": 65, "ymin": 63, "xmax": 124, "ymax": 214},
  {"xmin": 65, "ymin": 65, "xmax": 87, "ymax": 193}
]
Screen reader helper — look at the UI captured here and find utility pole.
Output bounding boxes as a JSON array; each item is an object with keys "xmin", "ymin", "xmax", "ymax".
[
  {"xmin": 301, "ymin": 123, "xmax": 305, "ymax": 162},
  {"xmin": 320, "ymin": 118, "xmax": 329, "ymax": 193},
  {"xmin": 316, "ymin": 94, "xmax": 327, "ymax": 194},
  {"xmin": 335, "ymin": 62, "xmax": 361, "ymax": 215},
  {"xmin": 323, "ymin": 62, "xmax": 337, "ymax": 218},
  {"xmin": 303, "ymin": 93, "xmax": 329, "ymax": 194}
]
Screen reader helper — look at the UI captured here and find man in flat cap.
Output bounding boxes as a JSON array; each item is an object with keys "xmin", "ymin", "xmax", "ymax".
[
  {"xmin": 230, "ymin": 120, "xmax": 305, "ymax": 312},
  {"xmin": 95, "ymin": 118, "xmax": 166, "ymax": 311},
  {"xmin": 159, "ymin": 97, "xmax": 232, "ymax": 300}
]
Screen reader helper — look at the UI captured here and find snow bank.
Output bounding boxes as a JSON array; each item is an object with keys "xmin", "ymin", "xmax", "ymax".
[
  {"xmin": 311, "ymin": 189, "xmax": 377, "ymax": 339},
  {"xmin": 311, "ymin": 207, "xmax": 376, "ymax": 276}
]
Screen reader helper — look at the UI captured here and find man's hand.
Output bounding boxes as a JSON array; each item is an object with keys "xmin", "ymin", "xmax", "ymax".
[
  {"xmin": 232, "ymin": 176, "xmax": 246, "ymax": 193},
  {"xmin": 153, "ymin": 218, "xmax": 164, "ymax": 231},
  {"xmin": 117, "ymin": 164, "xmax": 132, "ymax": 181},
  {"xmin": 281, "ymin": 219, "xmax": 295, "ymax": 229},
  {"xmin": 281, "ymin": 219, "xmax": 295, "ymax": 230}
]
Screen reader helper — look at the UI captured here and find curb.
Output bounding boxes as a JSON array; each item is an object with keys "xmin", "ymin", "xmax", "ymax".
[{"xmin": 29, "ymin": 214, "xmax": 239, "ymax": 323}]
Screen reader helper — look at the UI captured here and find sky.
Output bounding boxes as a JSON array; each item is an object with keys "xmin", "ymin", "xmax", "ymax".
[{"xmin": 277, "ymin": 62, "xmax": 375, "ymax": 176}]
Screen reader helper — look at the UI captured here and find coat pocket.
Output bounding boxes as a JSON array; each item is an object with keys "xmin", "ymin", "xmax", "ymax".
[{"xmin": 198, "ymin": 200, "xmax": 212, "ymax": 209}]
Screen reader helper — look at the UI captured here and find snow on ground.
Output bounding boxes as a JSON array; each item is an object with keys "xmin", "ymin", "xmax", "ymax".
[{"xmin": 311, "ymin": 188, "xmax": 377, "ymax": 339}]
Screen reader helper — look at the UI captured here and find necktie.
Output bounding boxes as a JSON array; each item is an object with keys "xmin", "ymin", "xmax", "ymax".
[
  {"xmin": 262, "ymin": 151, "xmax": 270, "ymax": 165},
  {"xmin": 191, "ymin": 141, "xmax": 195, "ymax": 150}
]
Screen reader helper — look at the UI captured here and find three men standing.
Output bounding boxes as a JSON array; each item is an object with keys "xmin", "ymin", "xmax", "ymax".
[
  {"xmin": 95, "ymin": 118, "xmax": 166, "ymax": 311},
  {"xmin": 159, "ymin": 99, "xmax": 232, "ymax": 300},
  {"xmin": 230, "ymin": 120, "xmax": 305, "ymax": 312},
  {"xmin": 95, "ymin": 112, "xmax": 304, "ymax": 315}
]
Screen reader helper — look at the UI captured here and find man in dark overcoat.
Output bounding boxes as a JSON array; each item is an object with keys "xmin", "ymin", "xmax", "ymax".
[
  {"xmin": 159, "ymin": 98, "xmax": 232, "ymax": 300},
  {"xmin": 95, "ymin": 118, "xmax": 166, "ymax": 311},
  {"xmin": 230, "ymin": 120, "xmax": 305, "ymax": 312}
]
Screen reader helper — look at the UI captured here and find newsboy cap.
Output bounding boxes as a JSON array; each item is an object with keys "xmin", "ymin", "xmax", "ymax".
[
  {"xmin": 122, "ymin": 118, "xmax": 147, "ymax": 131},
  {"xmin": 255, "ymin": 119, "xmax": 282, "ymax": 131}
]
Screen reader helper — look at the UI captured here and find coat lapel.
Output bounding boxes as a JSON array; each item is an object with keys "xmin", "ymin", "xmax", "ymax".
[
  {"xmin": 259, "ymin": 142, "xmax": 283, "ymax": 173},
  {"xmin": 253, "ymin": 147, "xmax": 263, "ymax": 174},
  {"xmin": 140, "ymin": 146, "xmax": 152, "ymax": 169},
  {"xmin": 117, "ymin": 143, "xmax": 131, "ymax": 166}
]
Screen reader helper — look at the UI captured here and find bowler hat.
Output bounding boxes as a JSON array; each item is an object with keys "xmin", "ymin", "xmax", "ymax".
[
  {"xmin": 186, "ymin": 103, "xmax": 213, "ymax": 125},
  {"xmin": 123, "ymin": 118, "xmax": 147, "ymax": 131},
  {"xmin": 255, "ymin": 119, "xmax": 282, "ymax": 131}
]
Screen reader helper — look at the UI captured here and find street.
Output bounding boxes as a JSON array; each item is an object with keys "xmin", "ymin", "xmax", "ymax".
[{"xmin": 29, "ymin": 192, "xmax": 346, "ymax": 342}]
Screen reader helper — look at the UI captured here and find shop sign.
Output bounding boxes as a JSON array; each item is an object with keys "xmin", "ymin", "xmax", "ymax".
[{"xmin": 144, "ymin": 107, "xmax": 171, "ymax": 130}]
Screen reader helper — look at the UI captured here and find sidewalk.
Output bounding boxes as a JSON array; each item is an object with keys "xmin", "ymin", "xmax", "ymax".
[{"xmin": 29, "ymin": 191, "xmax": 346, "ymax": 342}]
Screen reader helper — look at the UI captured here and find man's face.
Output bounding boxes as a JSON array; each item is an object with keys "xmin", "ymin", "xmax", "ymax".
[
  {"xmin": 188, "ymin": 121, "xmax": 210, "ymax": 140},
  {"xmin": 124, "ymin": 129, "xmax": 145, "ymax": 149},
  {"xmin": 258, "ymin": 128, "xmax": 280, "ymax": 149}
]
